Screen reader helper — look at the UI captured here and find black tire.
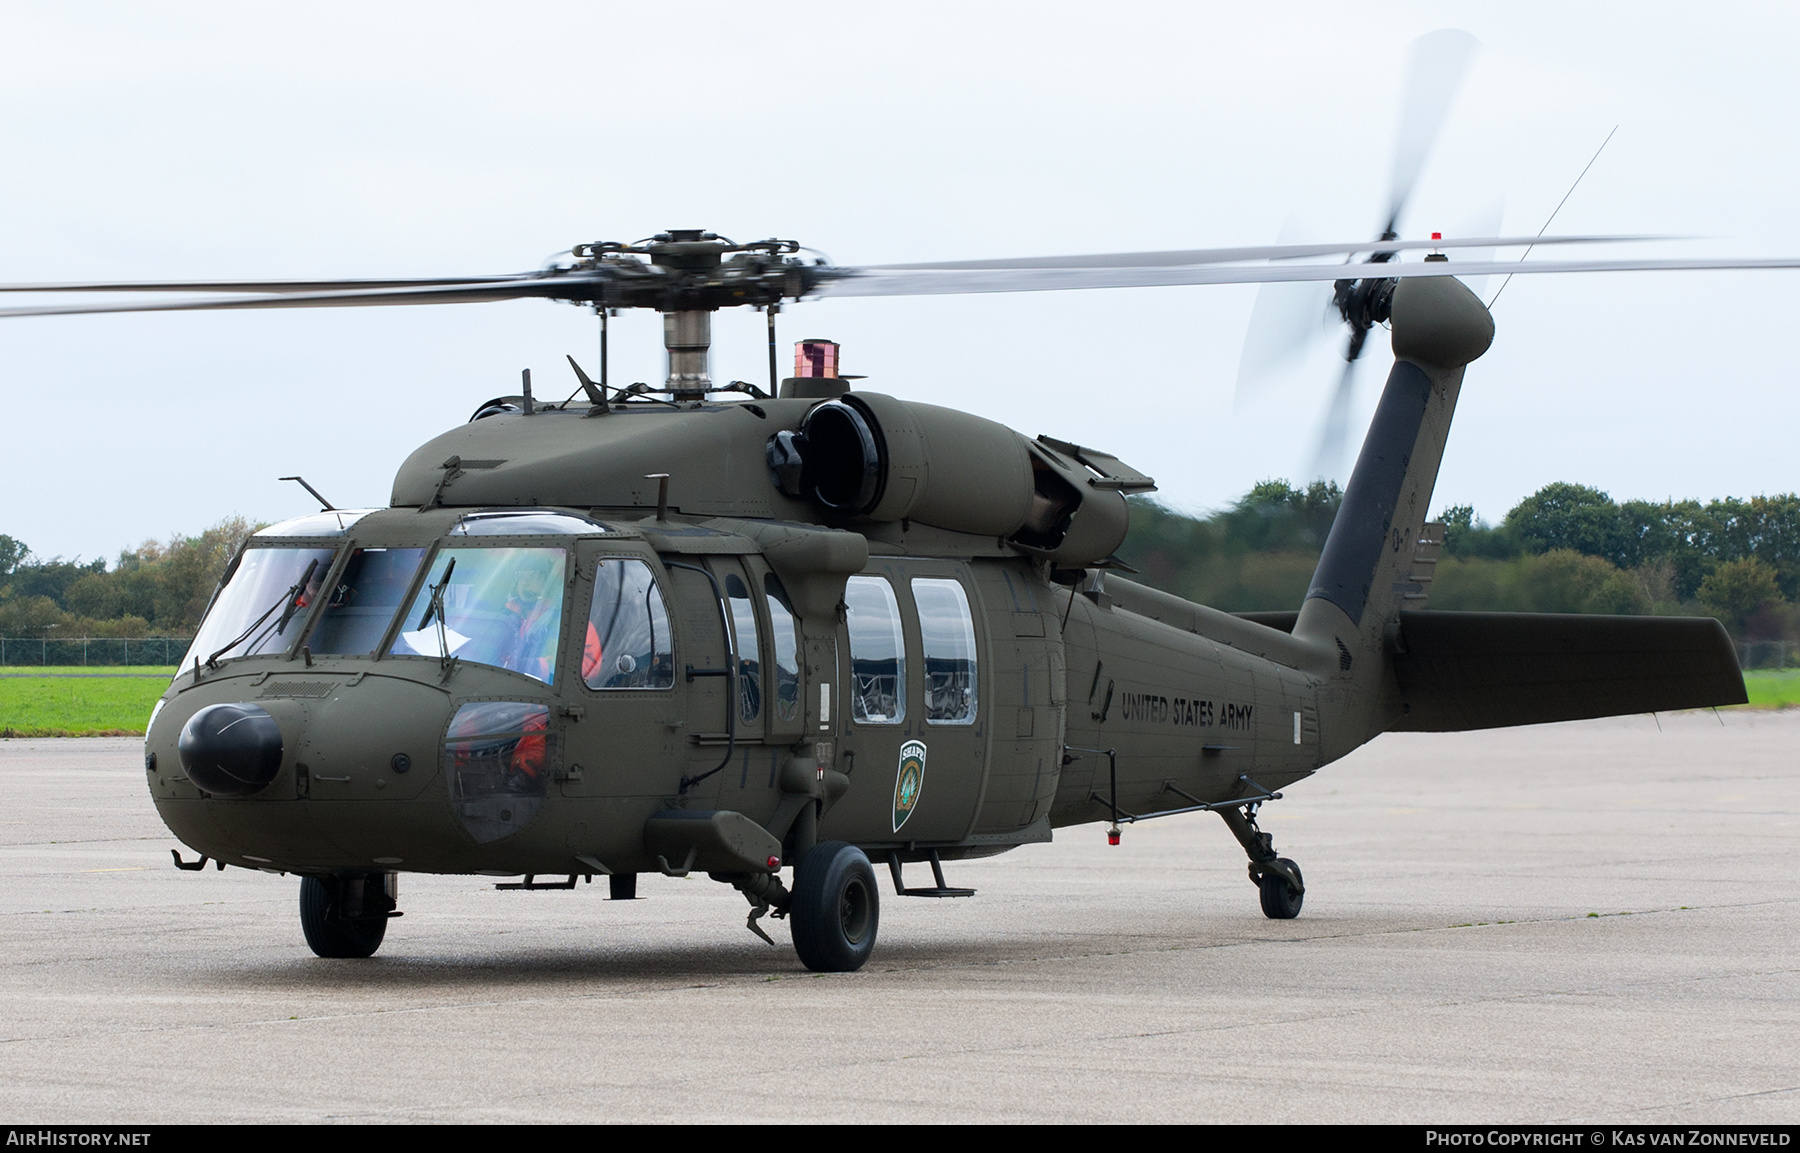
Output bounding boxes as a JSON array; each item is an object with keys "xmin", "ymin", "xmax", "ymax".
[
  {"xmin": 789, "ymin": 841, "xmax": 879, "ymax": 973},
  {"xmin": 299, "ymin": 875, "xmax": 388, "ymax": 958},
  {"xmin": 609, "ymin": 872, "xmax": 638, "ymax": 901},
  {"xmin": 1258, "ymin": 858, "xmax": 1304, "ymax": 920}
]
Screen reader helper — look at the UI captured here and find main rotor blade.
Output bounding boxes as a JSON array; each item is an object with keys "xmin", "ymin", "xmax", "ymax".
[
  {"xmin": 0, "ymin": 273, "xmax": 611, "ymax": 320},
  {"xmin": 6, "ymin": 252, "xmax": 1797, "ymax": 318},
  {"xmin": 865, "ymin": 233, "xmax": 1653, "ymax": 272},
  {"xmin": 0, "ymin": 274, "xmax": 543, "ymax": 295},
  {"xmin": 812, "ymin": 255, "xmax": 1800, "ymax": 299},
  {"xmin": 1384, "ymin": 28, "xmax": 1480, "ymax": 237}
]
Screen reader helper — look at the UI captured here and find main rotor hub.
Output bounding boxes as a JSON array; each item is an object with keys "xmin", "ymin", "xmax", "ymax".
[
  {"xmin": 557, "ymin": 231, "xmax": 822, "ymax": 395},
  {"xmin": 561, "ymin": 230, "xmax": 817, "ymax": 313}
]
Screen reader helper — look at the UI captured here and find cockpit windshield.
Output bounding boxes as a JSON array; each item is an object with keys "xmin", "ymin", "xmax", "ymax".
[
  {"xmin": 389, "ymin": 547, "xmax": 567, "ymax": 684},
  {"xmin": 307, "ymin": 547, "xmax": 426, "ymax": 655},
  {"xmin": 182, "ymin": 546, "xmax": 337, "ymax": 668},
  {"xmin": 254, "ymin": 509, "xmax": 378, "ymax": 538}
]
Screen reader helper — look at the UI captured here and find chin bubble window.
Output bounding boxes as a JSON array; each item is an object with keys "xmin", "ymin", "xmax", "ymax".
[
  {"xmin": 391, "ymin": 547, "xmax": 567, "ymax": 684},
  {"xmin": 443, "ymin": 701, "xmax": 556, "ymax": 844},
  {"xmin": 581, "ymin": 558, "xmax": 674, "ymax": 690}
]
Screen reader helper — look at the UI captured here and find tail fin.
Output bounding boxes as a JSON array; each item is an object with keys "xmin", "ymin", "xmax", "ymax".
[{"xmin": 1293, "ymin": 274, "xmax": 1494, "ymax": 744}]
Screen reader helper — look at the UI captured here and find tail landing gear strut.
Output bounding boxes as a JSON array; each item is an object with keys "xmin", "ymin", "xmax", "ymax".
[{"xmin": 1217, "ymin": 802, "xmax": 1305, "ymax": 920}]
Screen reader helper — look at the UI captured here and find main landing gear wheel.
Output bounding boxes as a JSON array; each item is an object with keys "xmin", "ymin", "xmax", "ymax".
[
  {"xmin": 1258, "ymin": 857, "xmax": 1304, "ymax": 920},
  {"xmin": 789, "ymin": 841, "xmax": 879, "ymax": 973},
  {"xmin": 299, "ymin": 874, "xmax": 389, "ymax": 958}
]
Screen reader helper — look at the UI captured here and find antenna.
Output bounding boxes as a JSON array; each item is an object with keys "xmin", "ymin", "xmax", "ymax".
[{"xmin": 278, "ymin": 475, "xmax": 336, "ymax": 511}]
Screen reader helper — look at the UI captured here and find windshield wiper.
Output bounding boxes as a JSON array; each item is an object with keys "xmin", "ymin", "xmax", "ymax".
[
  {"xmin": 417, "ymin": 557, "xmax": 457, "ymax": 665},
  {"xmin": 205, "ymin": 558, "xmax": 320, "ymax": 669}
]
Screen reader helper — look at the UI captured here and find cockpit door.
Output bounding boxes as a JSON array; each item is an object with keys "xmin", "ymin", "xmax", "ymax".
[
  {"xmin": 662, "ymin": 558, "xmax": 735, "ymax": 804},
  {"xmin": 559, "ymin": 545, "xmax": 680, "ymax": 800}
]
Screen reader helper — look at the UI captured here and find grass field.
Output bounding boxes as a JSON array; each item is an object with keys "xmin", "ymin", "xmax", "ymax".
[
  {"xmin": 2, "ymin": 666, "xmax": 1798, "ymax": 737},
  {"xmin": 1742, "ymin": 668, "xmax": 1800, "ymax": 709},
  {"xmin": 0, "ymin": 667, "xmax": 175, "ymax": 737}
]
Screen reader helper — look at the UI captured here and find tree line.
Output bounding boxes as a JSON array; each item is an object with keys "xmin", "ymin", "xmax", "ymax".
[
  {"xmin": 4, "ymin": 482, "xmax": 1796, "ymax": 642},
  {"xmin": 1117, "ymin": 481, "xmax": 1800, "ymax": 640},
  {"xmin": 0, "ymin": 519, "xmax": 257, "ymax": 639}
]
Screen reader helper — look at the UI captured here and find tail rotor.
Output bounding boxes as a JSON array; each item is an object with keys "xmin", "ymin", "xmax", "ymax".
[{"xmin": 1236, "ymin": 28, "xmax": 1480, "ymax": 481}]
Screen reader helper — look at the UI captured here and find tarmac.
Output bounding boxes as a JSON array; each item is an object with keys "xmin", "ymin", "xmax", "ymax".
[{"xmin": 0, "ymin": 710, "xmax": 1795, "ymax": 1124}]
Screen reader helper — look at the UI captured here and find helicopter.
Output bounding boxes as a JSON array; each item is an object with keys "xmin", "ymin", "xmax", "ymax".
[
  {"xmin": 5, "ymin": 33, "xmax": 1791, "ymax": 971},
  {"xmin": 0, "ymin": 222, "xmax": 1765, "ymax": 972}
]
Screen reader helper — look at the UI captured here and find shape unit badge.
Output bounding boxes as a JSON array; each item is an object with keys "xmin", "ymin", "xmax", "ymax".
[{"xmin": 893, "ymin": 739, "xmax": 927, "ymax": 833}]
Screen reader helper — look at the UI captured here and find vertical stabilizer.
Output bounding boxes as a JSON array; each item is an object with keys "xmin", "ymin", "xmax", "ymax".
[{"xmin": 1293, "ymin": 274, "xmax": 1494, "ymax": 749}]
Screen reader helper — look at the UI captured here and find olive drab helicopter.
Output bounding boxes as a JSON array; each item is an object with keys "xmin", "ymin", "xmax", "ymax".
[{"xmin": 6, "ymin": 38, "xmax": 1793, "ymax": 972}]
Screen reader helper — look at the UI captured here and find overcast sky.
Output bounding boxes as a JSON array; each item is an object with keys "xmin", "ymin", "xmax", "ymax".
[{"xmin": 4, "ymin": 2, "xmax": 1799, "ymax": 561}]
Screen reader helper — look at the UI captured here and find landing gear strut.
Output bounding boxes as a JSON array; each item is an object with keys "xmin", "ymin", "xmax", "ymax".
[
  {"xmin": 299, "ymin": 872, "xmax": 398, "ymax": 958},
  {"xmin": 1217, "ymin": 803, "xmax": 1305, "ymax": 920}
]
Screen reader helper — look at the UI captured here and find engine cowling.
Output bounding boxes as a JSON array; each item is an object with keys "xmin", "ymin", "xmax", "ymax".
[{"xmin": 767, "ymin": 391, "xmax": 1152, "ymax": 566}]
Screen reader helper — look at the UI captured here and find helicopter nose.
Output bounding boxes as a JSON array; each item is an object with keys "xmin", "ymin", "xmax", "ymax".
[{"xmin": 178, "ymin": 703, "xmax": 285, "ymax": 796}]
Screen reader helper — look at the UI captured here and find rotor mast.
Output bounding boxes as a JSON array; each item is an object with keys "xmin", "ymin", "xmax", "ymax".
[
  {"xmin": 663, "ymin": 309, "xmax": 712, "ymax": 398},
  {"xmin": 646, "ymin": 230, "xmax": 728, "ymax": 400}
]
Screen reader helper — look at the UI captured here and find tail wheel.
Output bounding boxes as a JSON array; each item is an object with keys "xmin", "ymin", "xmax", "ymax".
[
  {"xmin": 299, "ymin": 875, "xmax": 389, "ymax": 958},
  {"xmin": 1258, "ymin": 858, "xmax": 1304, "ymax": 920},
  {"xmin": 789, "ymin": 841, "xmax": 879, "ymax": 972}
]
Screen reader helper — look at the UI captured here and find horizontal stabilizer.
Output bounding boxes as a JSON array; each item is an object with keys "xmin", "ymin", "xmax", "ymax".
[{"xmin": 1384, "ymin": 611, "xmax": 1746, "ymax": 732}]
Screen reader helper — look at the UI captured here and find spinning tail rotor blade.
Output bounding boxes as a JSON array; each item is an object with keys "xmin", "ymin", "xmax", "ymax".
[
  {"xmin": 1236, "ymin": 219, "xmax": 1338, "ymax": 408},
  {"xmin": 1235, "ymin": 279, "xmax": 1335, "ymax": 407},
  {"xmin": 1310, "ymin": 358, "xmax": 1362, "ymax": 483},
  {"xmin": 1384, "ymin": 28, "xmax": 1480, "ymax": 237},
  {"xmin": 1448, "ymin": 201, "xmax": 1506, "ymax": 298}
]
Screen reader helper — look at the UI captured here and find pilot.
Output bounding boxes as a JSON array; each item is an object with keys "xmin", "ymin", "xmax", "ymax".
[
  {"xmin": 582, "ymin": 621, "xmax": 604, "ymax": 684},
  {"xmin": 498, "ymin": 558, "xmax": 561, "ymax": 682}
]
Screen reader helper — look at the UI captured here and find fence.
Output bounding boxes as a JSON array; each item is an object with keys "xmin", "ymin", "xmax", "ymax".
[
  {"xmin": 0, "ymin": 637, "xmax": 192, "ymax": 667},
  {"xmin": 1736, "ymin": 640, "xmax": 1800, "ymax": 671}
]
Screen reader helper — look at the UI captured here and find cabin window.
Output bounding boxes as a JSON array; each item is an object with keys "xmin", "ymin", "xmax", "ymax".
[
  {"xmin": 846, "ymin": 575, "xmax": 905, "ymax": 725},
  {"xmin": 183, "ymin": 545, "xmax": 337, "ymax": 667},
  {"xmin": 724, "ymin": 573, "xmax": 762, "ymax": 723},
  {"xmin": 581, "ymin": 558, "xmax": 674, "ymax": 690},
  {"xmin": 912, "ymin": 578, "xmax": 978, "ymax": 725},
  {"xmin": 307, "ymin": 548, "xmax": 425, "ymax": 655},
  {"xmin": 389, "ymin": 547, "xmax": 567, "ymax": 685},
  {"xmin": 764, "ymin": 574, "xmax": 802, "ymax": 724}
]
